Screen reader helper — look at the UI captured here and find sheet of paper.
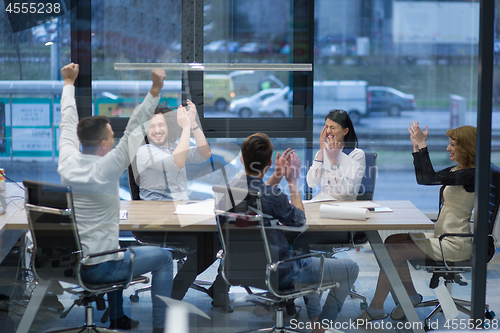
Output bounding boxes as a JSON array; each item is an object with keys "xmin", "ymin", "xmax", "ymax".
[
  {"xmin": 303, "ymin": 192, "xmax": 337, "ymax": 204},
  {"xmin": 119, "ymin": 210, "xmax": 128, "ymax": 220},
  {"xmin": 319, "ymin": 204, "xmax": 367, "ymax": 221},
  {"xmin": 174, "ymin": 199, "xmax": 215, "ymax": 216},
  {"xmin": 329, "ymin": 201, "xmax": 381, "ymax": 209}
]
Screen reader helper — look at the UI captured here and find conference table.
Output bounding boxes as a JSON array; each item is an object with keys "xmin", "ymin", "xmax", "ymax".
[{"xmin": 1, "ymin": 188, "xmax": 434, "ymax": 333}]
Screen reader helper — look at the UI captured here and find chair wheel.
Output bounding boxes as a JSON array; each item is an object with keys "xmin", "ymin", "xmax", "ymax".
[
  {"xmin": 130, "ymin": 294, "xmax": 139, "ymax": 302},
  {"xmin": 360, "ymin": 302, "xmax": 368, "ymax": 310},
  {"xmin": 485, "ymin": 310, "xmax": 495, "ymax": 320}
]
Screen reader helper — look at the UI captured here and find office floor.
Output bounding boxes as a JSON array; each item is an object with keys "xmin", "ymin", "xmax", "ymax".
[{"xmin": 2, "ymin": 246, "xmax": 500, "ymax": 333}]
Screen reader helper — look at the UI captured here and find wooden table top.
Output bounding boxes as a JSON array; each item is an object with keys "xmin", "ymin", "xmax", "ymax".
[{"xmin": 3, "ymin": 193, "xmax": 434, "ymax": 233}]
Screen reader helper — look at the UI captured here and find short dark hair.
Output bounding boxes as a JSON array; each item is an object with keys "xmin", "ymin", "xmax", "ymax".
[
  {"xmin": 77, "ymin": 116, "xmax": 111, "ymax": 147},
  {"xmin": 325, "ymin": 109, "xmax": 358, "ymax": 149},
  {"xmin": 241, "ymin": 133, "xmax": 273, "ymax": 176},
  {"xmin": 153, "ymin": 105, "xmax": 181, "ymax": 145}
]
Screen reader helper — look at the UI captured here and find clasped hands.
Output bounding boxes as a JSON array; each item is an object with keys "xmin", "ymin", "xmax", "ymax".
[
  {"xmin": 408, "ymin": 120, "xmax": 429, "ymax": 152},
  {"xmin": 320, "ymin": 125, "xmax": 342, "ymax": 164},
  {"xmin": 274, "ymin": 148, "xmax": 301, "ymax": 183},
  {"xmin": 176, "ymin": 99, "xmax": 199, "ymax": 131}
]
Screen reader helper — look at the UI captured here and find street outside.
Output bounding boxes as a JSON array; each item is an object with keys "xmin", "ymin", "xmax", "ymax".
[{"xmin": 1, "ymin": 107, "xmax": 498, "ymax": 213}]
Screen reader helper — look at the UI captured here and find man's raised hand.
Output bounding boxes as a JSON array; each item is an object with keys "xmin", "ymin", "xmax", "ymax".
[
  {"xmin": 61, "ymin": 63, "xmax": 79, "ymax": 85},
  {"xmin": 150, "ymin": 69, "xmax": 166, "ymax": 97}
]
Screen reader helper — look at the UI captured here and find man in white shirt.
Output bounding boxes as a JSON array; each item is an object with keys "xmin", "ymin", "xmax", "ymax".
[{"xmin": 58, "ymin": 63, "xmax": 172, "ymax": 333}]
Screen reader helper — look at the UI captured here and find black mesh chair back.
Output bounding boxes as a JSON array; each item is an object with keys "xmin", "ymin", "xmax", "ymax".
[
  {"xmin": 128, "ymin": 156, "xmax": 141, "ymax": 201},
  {"xmin": 213, "ymin": 185, "xmax": 274, "ymax": 291},
  {"xmin": 487, "ymin": 164, "xmax": 500, "ymax": 260},
  {"xmin": 24, "ymin": 180, "xmax": 80, "ymax": 281},
  {"xmin": 356, "ymin": 152, "xmax": 377, "ymax": 200}
]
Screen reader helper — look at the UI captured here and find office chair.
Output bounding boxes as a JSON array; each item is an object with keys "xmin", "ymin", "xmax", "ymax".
[
  {"xmin": 23, "ymin": 180, "xmax": 149, "ymax": 333},
  {"xmin": 126, "ymin": 160, "xmax": 209, "ymax": 302},
  {"xmin": 213, "ymin": 185, "xmax": 340, "ymax": 333},
  {"xmin": 408, "ymin": 163, "xmax": 500, "ymax": 330},
  {"xmin": 293, "ymin": 152, "xmax": 377, "ymax": 309}
]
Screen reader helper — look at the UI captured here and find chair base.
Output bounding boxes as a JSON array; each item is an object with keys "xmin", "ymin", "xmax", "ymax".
[
  {"xmin": 44, "ymin": 302, "xmax": 130, "ymax": 333},
  {"xmin": 416, "ymin": 297, "xmax": 477, "ymax": 329},
  {"xmin": 349, "ymin": 286, "xmax": 368, "ymax": 310},
  {"xmin": 44, "ymin": 326, "xmax": 130, "ymax": 333},
  {"xmin": 235, "ymin": 309, "xmax": 304, "ymax": 333},
  {"xmin": 236, "ymin": 329, "xmax": 304, "ymax": 333}
]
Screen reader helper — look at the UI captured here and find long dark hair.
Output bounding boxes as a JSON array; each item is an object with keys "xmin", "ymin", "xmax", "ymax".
[{"xmin": 325, "ymin": 109, "xmax": 358, "ymax": 149}]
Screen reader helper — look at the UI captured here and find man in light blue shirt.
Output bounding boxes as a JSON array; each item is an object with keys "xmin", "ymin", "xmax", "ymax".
[{"xmin": 136, "ymin": 102, "xmax": 210, "ymax": 201}]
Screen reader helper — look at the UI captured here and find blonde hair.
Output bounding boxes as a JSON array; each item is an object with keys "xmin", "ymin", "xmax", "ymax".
[{"xmin": 446, "ymin": 126, "xmax": 476, "ymax": 168}]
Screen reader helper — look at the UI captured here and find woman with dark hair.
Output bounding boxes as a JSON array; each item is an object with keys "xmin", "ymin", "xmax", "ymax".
[
  {"xmin": 357, "ymin": 122, "xmax": 477, "ymax": 323},
  {"xmin": 306, "ymin": 109, "xmax": 366, "ymax": 200}
]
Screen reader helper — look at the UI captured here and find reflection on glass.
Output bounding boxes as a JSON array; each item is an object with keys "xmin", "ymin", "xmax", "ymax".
[
  {"xmin": 203, "ymin": 0, "xmax": 292, "ymax": 64},
  {"xmin": 1, "ymin": 14, "xmax": 70, "ymax": 80},
  {"xmin": 187, "ymin": 137, "xmax": 306, "ymax": 199},
  {"xmin": 202, "ymin": 70, "xmax": 293, "ymax": 118},
  {"xmin": 313, "ymin": 0, "xmax": 481, "ymax": 212},
  {"xmin": 91, "ymin": 0, "xmax": 182, "ymax": 81}
]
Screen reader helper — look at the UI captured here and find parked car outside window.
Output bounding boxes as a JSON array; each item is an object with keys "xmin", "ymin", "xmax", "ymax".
[
  {"xmin": 367, "ymin": 86, "xmax": 416, "ymax": 116},
  {"xmin": 228, "ymin": 88, "xmax": 282, "ymax": 117}
]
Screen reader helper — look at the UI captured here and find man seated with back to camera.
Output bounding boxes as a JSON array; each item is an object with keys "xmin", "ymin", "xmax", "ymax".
[
  {"xmin": 134, "ymin": 103, "xmax": 232, "ymax": 311},
  {"xmin": 223, "ymin": 133, "xmax": 359, "ymax": 333},
  {"xmin": 58, "ymin": 63, "xmax": 173, "ymax": 333}
]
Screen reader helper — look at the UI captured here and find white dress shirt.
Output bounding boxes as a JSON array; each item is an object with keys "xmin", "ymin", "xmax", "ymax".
[
  {"xmin": 306, "ymin": 147, "xmax": 366, "ymax": 201},
  {"xmin": 57, "ymin": 85, "xmax": 159, "ymax": 265}
]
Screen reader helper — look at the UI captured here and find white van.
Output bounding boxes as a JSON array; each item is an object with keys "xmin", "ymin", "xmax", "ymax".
[{"xmin": 313, "ymin": 80, "xmax": 368, "ymax": 124}]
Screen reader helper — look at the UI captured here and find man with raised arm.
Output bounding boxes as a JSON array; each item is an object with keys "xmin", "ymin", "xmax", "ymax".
[{"xmin": 58, "ymin": 63, "xmax": 172, "ymax": 333}]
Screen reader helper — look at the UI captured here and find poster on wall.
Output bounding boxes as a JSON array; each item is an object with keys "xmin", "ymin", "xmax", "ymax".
[
  {"xmin": 53, "ymin": 102, "xmax": 61, "ymax": 126},
  {"xmin": 12, "ymin": 103, "xmax": 50, "ymax": 127},
  {"xmin": 12, "ymin": 128, "xmax": 52, "ymax": 151},
  {"xmin": 0, "ymin": 103, "xmax": 5, "ymax": 152}
]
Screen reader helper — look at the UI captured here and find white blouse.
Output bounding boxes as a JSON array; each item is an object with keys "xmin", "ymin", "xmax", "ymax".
[{"xmin": 306, "ymin": 148, "xmax": 366, "ymax": 201}]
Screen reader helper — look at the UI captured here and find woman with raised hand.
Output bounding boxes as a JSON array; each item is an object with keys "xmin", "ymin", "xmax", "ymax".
[
  {"xmin": 307, "ymin": 109, "xmax": 366, "ymax": 200},
  {"xmin": 357, "ymin": 122, "xmax": 476, "ymax": 323}
]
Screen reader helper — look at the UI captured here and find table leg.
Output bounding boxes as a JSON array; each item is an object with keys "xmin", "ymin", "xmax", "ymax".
[
  {"xmin": 15, "ymin": 279, "xmax": 50, "ymax": 333},
  {"xmin": 366, "ymin": 230, "xmax": 425, "ymax": 333},
  {"xmin": 0, "ymin": 230, "xmax": 24, "ymax": 264}
]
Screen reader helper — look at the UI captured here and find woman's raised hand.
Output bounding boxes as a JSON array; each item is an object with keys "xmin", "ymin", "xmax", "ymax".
[
  {"xmin": 324, "ymin": 135, "xmax": 342, "ymax": 163},
  {"xmin": 408, "ymin": 121, "xmax": 429, "ymax": 150},
  {"xmin": 319, "ymin": 126, "xmax": 328, "ymax": 149}
]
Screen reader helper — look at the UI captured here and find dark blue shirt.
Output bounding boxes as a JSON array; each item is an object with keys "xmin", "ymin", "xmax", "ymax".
[{"xmin": 228, "ymin": 174, "xmax": 306, "ymax": 263}]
